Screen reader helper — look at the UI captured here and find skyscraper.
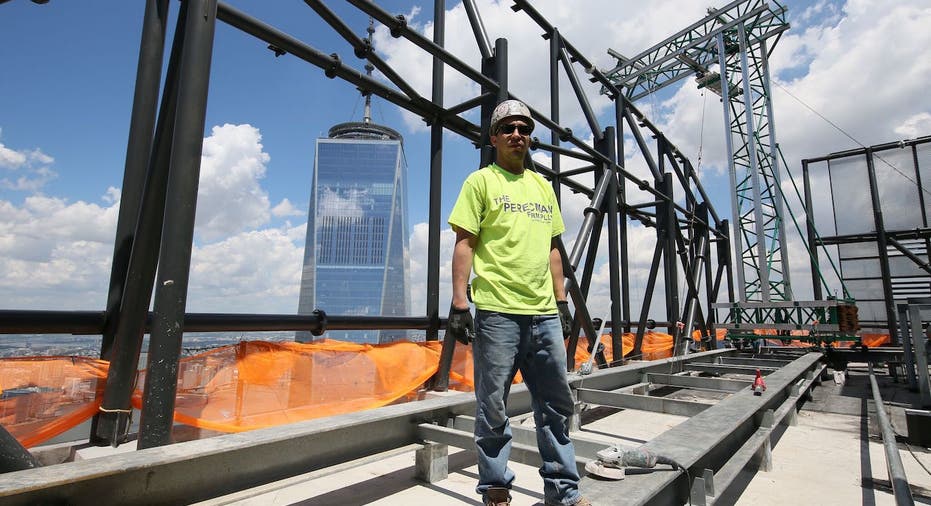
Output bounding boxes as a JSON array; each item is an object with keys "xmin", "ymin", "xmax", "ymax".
[{"xmin": 296, "ymin": 120, "xmax": 410, "ymax": 344}]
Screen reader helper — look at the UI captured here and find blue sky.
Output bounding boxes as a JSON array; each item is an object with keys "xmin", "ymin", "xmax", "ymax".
[{"xmin": 2, "ymin": 0, "xmax": 930, "ymax": 321}]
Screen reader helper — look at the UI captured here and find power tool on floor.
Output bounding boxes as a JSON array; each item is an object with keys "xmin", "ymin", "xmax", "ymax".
[{"xmin": 584, "ymin": 445, "xmax": 685, "ymax": 480}]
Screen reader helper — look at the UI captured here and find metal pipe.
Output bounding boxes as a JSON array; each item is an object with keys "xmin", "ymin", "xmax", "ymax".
[
  {"xmin": 897, "ymin": 304, "xmax": 918, "ymax": 390},
  {"xmin": 461, "ymin": 0, "xmax": 491, "ymax": 60},
  {"xmin": 95, "ymin": 1, "xmax": 188, "ymax": 446},
  {"xmin": 301, "ymin": 0, "xmax": 421, "ymax": 101},
  {"xmin": 622, "ymin": 107, "xmax": 662, "ymax": 182},
  {"xmin": 429, "ymin": 0, "xmax": 451, "ymax": 391},
  {"xmin": 549, "ymin": 28, "xmax": 561, "ymax": 200},
  {"xmin": 215, "ymin": 3, "xmax": 479, "ymax": 143},
  {"xmin": 565, "ymin": 171, "xmax": 612, "ymax": 269},
  {"xmin": 556, "ymin": 45, "xmax": 601, "ymax": 141},
  {"xmin": 681, "ymin": 234, "xmax": 709, "ymax": 353},
  {"xmin": 101, "ymin": 0, "xmax": 170, "ymax": 358},
  {"xmin": 0, "ymin": 425, "xmax": 40, "ymax": 473},
  {"xmin": 616, "ymin": 99, "xmax": 631, "ymax": 335},
  {"xmin": 344, "ymin": 0, "xmax": 498, "ymax": 92},
  {"xmin": 659, "ymin": 173, "xmax": 680, "ymax": 338},
  {"xmin": 802, "ymin": 160, "xmax": 823, "ymax": 300},
  {"xmin": 602, "ymin": 126, "xmax": 623, "ymax": 364},
  {"xmin": 138, "ymin": 0, "xmax": 218, "ymax": 450},
  {"xmin": 633, "ymin": 241, "xmax": 665, "ymax": 356},
  {"xmin": 865, "ymin": 148, "xmax": 900, "ymax": 338},
  {"xmin": 868, "ymin": 364, "xmax": 916, "ymax": 505}
]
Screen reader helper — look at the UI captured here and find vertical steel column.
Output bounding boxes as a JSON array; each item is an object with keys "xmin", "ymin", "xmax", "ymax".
[
  {"xmin": 802, "ymin": 160, "xmax": 823, "ymax": 300},
  {"xmin": 718, "ymin": 33, "xmax": 746, "ymax": 302},
  {"xmin": 659, "ymin": 170, "xmax": 679, "ymax": 337},
  {"xmin": 137, "ymin": 0, "xmax": 218, "ymax": 449},
  {"xmin": 699, "ymin": 204, "xmax": 717, "ymax": 349},
  {"xmin": 759, "ymin": 38, "xmax": 792, "ymax": 299},
  {"xmin": 603, "ymin": 126, "xmax": 623, "ymax": 365},
  {"xmin": 865, "ymin": 148, "xmax": 899, "ymax": 337},
  {"xmin": 494, "ymin": 39, "xmax": 508, "ymax": 104},
  {"xmin": 549, "ymin": 29, "xmax": 561, "ymax": 200},
  {"xmin": 430, "ymin": 0, "xmax": 453, "ymax": 391},
  {"xmin": 737, "ymin": 22, "xmax": 770, "ymax": 302},
  {"xmin": 101, "ymin": 0, "xmax": 171, "ymax": 358},
  {"xmin": 615, "ymin": 99, "xmax": 631, "ymax": 336},
  {"xmin": 898, "ymin": 304, "xmax": 918, "ymax": 391},
  {"xmin": 908, "ymin": 304, "xmax": 931, "ymax": 407},
  {"xmin": 95, "ymin": 3, "xmax": 188, "ymax": 446}
]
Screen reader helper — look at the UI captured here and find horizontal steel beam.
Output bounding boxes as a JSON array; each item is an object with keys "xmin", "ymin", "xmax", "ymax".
[
  {"xmin": 580, "ymin": 353, "xmax": 823, "ymax": 505},
  {"xmin": 577, "ymin": 389, "xmax": 711, "ymax": 417},
  {"xmin": 686, "ymin": 363, "xmax": 777, "ymax": 376},
  {"xmin": 719, "ymin": 357, "xmax": 794, "ymax": 367},
  {"xmin": 647, "ymin": 373, "xmax": 751, "ymax": 393}
]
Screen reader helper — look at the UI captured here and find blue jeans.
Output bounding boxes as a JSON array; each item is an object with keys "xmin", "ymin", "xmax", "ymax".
[{"xmin": 473, "ymin": 310, "xmax": 581, "ymax": 505}]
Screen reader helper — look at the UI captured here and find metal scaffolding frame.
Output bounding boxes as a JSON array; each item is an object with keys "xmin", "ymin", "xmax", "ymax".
[
  {"xmin": 802, "ymin": 136, "xmax": 931, "ymax": 334},
  {"xmin": 603, "ymin": 0, "xmax": 793, "ymax": 303},
  {"xmin": 0, "ymin": 0, "xmax": 734, "ymax": 451}
]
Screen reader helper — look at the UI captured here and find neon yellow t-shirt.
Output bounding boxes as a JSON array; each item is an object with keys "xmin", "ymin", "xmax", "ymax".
[{"xmin": 448, "ymin": 164, "xmax": 565, "ymax": 315}]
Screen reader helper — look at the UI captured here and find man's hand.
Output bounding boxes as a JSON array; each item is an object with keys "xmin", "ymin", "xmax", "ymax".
[
  {"xmin": 447, "ymin": 305, "xmax": 475, "ymax": 345},
  {"xmin": 557, "ymin": 300, "xmax": 572, "ymax": 338}
]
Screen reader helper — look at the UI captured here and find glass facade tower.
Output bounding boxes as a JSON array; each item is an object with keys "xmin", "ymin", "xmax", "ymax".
[{"xmin": 296, "ymin": 122, "xmax": 411, "ymax": 343}]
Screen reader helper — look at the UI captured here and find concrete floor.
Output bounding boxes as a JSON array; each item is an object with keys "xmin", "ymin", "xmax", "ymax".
[{"xmin": 190, "ymin": 363, "xmax": 931, "ymax": 506}]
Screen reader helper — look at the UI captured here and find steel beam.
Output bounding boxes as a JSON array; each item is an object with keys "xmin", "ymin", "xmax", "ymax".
[
  {"xmin": 647, "ymin": 373, "xmax": 751, "ymax": 393},
  {"xmin": 580, "ymin": 353, "xmax": 822, "ymax": 505},
  {"xmin": 686, "ymin": 363, "xmax": 777, "ymax": 376},
  {"xmin": 577, "ymin": 389, "xmax": 710, "ymax": 417}
]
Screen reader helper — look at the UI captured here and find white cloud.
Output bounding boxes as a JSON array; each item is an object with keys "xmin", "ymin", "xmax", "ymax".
[
  {"xmin": 195, "ymin": 124, "xmax": 272, "ymax": 242},
  {"xmin": 0, "ymin": 125, "xmax": 306, "ymax": 313},
  {"xmin": 271, "ymin": 197, "xmax": 305, "ymax": 218},
  {"xmin": 0, "ymin": 142, "xmax": 27, "ymax": 169},
  {"xmin": 408, "ymin": 222, "xmax": 456, "ymax": 314},
  {"xmin": 895, "ymin": 112, "xmax": 931, "ymax": 139},
  {"xmin": 188, "ymin": 226, "xmax": 304, "ymax": 313},
  {"xmin": 0, "ymin": 135, "xmax": 57, "ymax": 191}
]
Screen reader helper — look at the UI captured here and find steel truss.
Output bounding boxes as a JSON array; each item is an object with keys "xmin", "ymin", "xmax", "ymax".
[
  {"xmin": 0, "ymin": 0, "xmax": 733, "ymax": 452},
  {"xmin": 604, "ymin": 0, "xmax": 793, "ymax": 303},
  {"xmin": 0, "ymin": 350, "xmax": 829, "ymax": 505}
]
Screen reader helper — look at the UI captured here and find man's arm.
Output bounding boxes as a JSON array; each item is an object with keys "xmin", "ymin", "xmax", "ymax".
[
  {"xmin": 550, "ymin": 237, "xmax": 567, "ymax": 301},
  {"xmin": 451, "ymin": 227, "xmax": 477, "ymax": 309}
]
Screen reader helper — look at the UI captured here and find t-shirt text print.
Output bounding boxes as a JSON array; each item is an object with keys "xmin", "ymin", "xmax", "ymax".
[{"xmin": 493, "ymin": 194, "xmax": 554, "ymax": 223}]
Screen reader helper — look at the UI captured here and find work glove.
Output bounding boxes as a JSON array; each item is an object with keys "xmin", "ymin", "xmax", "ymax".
[
  {"xmin": 557, "ymin": 300, "xmax": 572, "ymax": 338},
  {"xmin": 448, "ymin": 305, "xmax": 475, "ymax": 345}
]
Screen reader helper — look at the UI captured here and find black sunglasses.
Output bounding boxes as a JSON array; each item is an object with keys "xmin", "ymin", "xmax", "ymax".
[{"xmin": 497, "ymin": 123, "xmax": 533, "ymax": 136}]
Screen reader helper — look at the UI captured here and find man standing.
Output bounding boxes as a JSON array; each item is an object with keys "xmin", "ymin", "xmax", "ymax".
[{"xmin": 447, "ymin": 100, "xmax": 590, "ymax": 506}]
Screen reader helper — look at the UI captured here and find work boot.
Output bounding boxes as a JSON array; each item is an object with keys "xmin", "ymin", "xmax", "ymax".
[{"xmin": 483, "ymin": 487, "xmax": 511, "ymax": 506}]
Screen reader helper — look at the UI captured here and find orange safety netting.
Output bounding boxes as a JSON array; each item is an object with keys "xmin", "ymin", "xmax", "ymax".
[
  {"xmin": 0, "ymin": 356, "xmax": 107, "ymax": 448},
  {"xmin": 572, "ymin": 331, "xmax": 676, "ymax": 364},
  {"xmin": 0, "ymin": 333, "xmax": 678, "ymax": 448},
  {"xmin": 747, "ymin": 329, "xmax": 892, "ymax": 349}
]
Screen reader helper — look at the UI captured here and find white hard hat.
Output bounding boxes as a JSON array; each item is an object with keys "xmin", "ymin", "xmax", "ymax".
[{"xmin": 490, "ymin": 99, "xmax": 534, "ymax": 135}]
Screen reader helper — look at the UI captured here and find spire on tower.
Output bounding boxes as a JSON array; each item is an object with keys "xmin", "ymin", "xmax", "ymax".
[{"xmin": 362, "ymin": 17, "xmax": 375, "ymax": 125}]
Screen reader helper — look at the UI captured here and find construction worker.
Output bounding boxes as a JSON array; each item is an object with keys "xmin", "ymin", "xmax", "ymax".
[{"xmin": 447, "ymin": 99, "xmax": 590, "ymax": 506}]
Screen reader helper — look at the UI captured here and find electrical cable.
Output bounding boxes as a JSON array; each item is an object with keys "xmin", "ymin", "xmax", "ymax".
[{"xmin": 773, "ymin": 80, "xmax": 931, "ymax": 198}]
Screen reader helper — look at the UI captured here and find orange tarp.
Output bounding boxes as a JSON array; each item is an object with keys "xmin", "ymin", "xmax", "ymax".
[
  {"xmin": 572, "ymin": 331, "xmax": 676, "ymax": 365},
  {"xmin": 0, "ymin": 356, "xmax": 107, "ymax": 448},
  {"xmin": 0, "ymin": 333, "xmax": 677, "ymax": 447}
]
